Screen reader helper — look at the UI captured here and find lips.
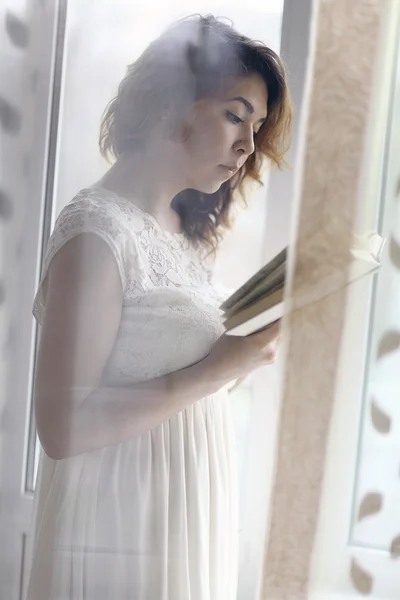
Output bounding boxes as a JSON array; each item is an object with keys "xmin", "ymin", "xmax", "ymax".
[{"xmin": 219, "ymin": 164, "xmax": 240, "ymax": 176}]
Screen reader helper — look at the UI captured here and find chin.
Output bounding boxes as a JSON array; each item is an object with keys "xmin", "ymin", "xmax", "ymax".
[{"xmin": 194, "ymin": 179, "xmax": 225, "ymax": 194}]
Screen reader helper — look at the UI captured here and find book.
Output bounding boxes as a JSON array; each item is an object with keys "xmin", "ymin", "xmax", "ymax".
[
  {"xmin": 220, "ymin": 248, "xmax": 287, "ymax": 313},
  {"xmin": 221, "ymin": 232, "xmax": 385, "ymax": 337},
  {"xmin": 349, "ymin": 232, "xmax": 386, "ymax": 280}
]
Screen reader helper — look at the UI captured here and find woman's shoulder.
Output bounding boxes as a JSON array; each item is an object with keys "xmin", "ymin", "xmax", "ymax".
[
  {"xmin": 55, "ymin": 185, "xmax": 150, "ymax": 239},
  {"xmin": 33, "ymin": 187, "xmax": 140, "ymax": 324},
  {"xmin": 63, "ymin": 185, "xmax": 131, "ymax": 221}
]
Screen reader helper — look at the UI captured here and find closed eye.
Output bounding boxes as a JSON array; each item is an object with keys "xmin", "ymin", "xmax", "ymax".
[
  {"xmin": 225, "ymin": 110, "xmax": 243, "ymax": 125},
  {"xmin": 226, "ymin": 110, "xmax": 261, "ymax": 140}
]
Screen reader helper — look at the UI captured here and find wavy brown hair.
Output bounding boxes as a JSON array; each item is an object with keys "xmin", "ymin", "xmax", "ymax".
[{"xmin": 100, "ymin": 15, "xmax": 292, "ymax": 252}]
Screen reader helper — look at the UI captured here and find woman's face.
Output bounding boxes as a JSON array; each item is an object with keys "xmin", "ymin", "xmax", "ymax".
[{"xmin": 181, "ymin": 73, "xmax": 268, "ymax": 193}]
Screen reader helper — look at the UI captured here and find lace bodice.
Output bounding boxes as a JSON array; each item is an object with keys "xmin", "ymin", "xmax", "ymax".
[{"xmin": 33, "ymin": 186, "xmax": 227, "ymax": 383}]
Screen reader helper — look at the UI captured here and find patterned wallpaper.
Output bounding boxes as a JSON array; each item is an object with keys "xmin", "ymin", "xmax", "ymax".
[
  {"xmin": 350, "ymin": 58, "xmax": 400, "ymax": 593},
  {"xmin": 0, "ymin": 0, "xmax": 32, "ymax": 471}
]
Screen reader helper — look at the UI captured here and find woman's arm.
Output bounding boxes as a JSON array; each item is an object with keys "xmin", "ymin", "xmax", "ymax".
[{"xmin": 34, "ymin": 232, "xmax": 232, "ymax": 460}]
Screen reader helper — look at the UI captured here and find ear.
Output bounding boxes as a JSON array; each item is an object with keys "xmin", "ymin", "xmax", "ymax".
[
  {"xmin": 160, "ymin": 108, "xmax": 170, "ymax": 122},
  {"xmin": 161, "ymin": 108, "xmax": 191, "ymax": 143},
  {"xmin": 159, "ymin": 108, "xmax": 177, "ymax": 140},
  {"xmin": 162, "ymin": 98, "xmax": 201, "ymax": 143},
  {"xmin": 177, "ymin": 100, "xmax": 203, "ymax": 142}
]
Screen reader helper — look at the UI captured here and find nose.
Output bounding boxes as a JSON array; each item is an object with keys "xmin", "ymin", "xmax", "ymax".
[{"xmin": 234, "ymin": 127, "xmax": 255, "ymax": 158}]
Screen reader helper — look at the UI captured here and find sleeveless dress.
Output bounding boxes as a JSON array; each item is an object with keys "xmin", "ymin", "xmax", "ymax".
[{"xmin": 25, "ymin": 187, "xmax": 238, "ymax": 600}]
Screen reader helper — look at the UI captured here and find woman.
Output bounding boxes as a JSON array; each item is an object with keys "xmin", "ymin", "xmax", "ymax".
[{"xmin": 26, "ymin": 15, "xmax": 291, "ymax": 600}]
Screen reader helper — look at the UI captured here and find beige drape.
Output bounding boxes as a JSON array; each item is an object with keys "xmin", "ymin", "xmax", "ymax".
[{"xmin": 258, "ymin": 1, "xmax": 385, "ymax": 598}]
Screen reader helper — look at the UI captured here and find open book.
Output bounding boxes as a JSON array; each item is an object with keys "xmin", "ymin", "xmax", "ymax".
[{"xmin": 221, "ymin": 232, "xmax": 385, "ymax": 337}]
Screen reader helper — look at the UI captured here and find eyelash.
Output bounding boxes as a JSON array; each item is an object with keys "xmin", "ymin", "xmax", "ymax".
[
  {"xmin": 225, "ymin": 110, "xmax": 259, "ymax": 139},
  {"xmin": 225, "ymin": 110, "xmax": 243, "ymax": 125}
]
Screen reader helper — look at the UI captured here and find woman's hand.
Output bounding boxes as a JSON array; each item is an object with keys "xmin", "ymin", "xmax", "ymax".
[{"xmin": 205, "ymin": 320, "xmax": 281, "ymax": 388}]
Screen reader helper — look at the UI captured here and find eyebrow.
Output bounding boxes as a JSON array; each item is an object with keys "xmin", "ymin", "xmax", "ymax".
[{"xmin": 228, "ymin": 96, "xmax": 267, "ymax": 122}]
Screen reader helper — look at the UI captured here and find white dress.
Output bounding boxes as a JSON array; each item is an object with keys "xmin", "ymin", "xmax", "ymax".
[{"xmin": 26, "ymin": 187, "xmax": 238, "ymax": 600}]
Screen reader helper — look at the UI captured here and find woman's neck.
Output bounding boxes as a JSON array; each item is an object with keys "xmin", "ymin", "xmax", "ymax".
[{"xmin": 96, "ymin": 150, "xmax": 185, "ymax": 234}]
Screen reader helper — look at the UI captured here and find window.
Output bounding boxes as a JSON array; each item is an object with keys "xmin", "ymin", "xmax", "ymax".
[{"xmin": 23, "ymin": 3, "xmax": 287, "ymax": 597}]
